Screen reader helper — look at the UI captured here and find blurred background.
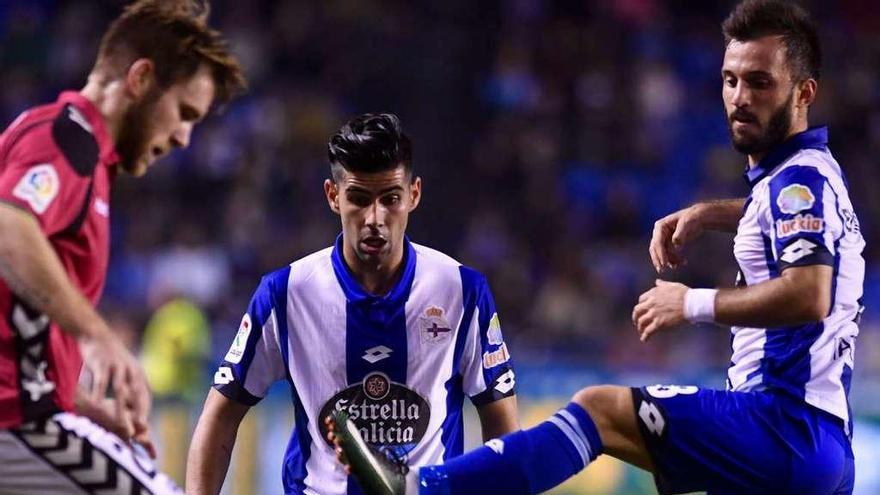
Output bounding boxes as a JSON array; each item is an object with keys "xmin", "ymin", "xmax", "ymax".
[{"xmin": 2, "ymin": 0, "xmax": 879, "ymax": 493}]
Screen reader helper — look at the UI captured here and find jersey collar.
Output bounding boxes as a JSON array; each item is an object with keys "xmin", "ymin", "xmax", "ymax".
[
  {"xmin": 743, "ymin": 126, "xmax": 828, "ymax": 188},
  {"xmin": 57, "ymin": 91, "xmax": 120, "ymax": 166},
  {"xmin": 331, "ymin": 234, "xmax": 417, "ymax": 306}
]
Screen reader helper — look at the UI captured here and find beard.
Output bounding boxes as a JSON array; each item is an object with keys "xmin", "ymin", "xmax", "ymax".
[
  {"xmin": 728, "ymin": 93, "xmax": 794, "ymax": 156},
  {"xmin": 116, "ymin": 89, "xmax": 160, "ymax": 175}
]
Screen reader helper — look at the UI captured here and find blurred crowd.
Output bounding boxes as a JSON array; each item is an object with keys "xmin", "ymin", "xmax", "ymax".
[{"xmin": 1, "ymin": 0, "xmax": 879, "ymax": 400}]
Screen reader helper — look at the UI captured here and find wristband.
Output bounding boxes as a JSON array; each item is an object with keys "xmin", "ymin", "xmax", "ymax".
[{"xmin": 684, "ymin": 288, "xmax": 717, "ymax": 323}]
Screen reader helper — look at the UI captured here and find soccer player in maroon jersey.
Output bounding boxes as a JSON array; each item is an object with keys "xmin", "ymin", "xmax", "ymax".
[{"xmin": 0, "ymin": 1, "xmax": 244, "ymax": 493}]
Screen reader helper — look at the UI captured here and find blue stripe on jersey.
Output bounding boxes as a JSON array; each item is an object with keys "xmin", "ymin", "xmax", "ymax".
[
  {"xmin": 842, "ymin": 363, "xmax": 853, "ymax": 438},
  {"xmin": 744, "ymin": 234, "xmax": 781, "ymax": 385},
  {"xmin": 332, "ymin": 236, "xmax": 416, "ymax": 385},
  {"xmin": 440, "ymin": 266, "xmax": 481, "ymax": 460},
  {"xmin": 761, "ymin": 233, "xmax": 779, "ymax": 278},
  {"xmin": 331, "ymin": 237, "xmax": 417, "ymax": 495},
  {"xmin": 235, "ymin": 277, "xmax": 277, "ymax": 384},
  {"xmin": 827, "ymin": 185, "xmax": 846, "ymax": 314},
  {"xmin": 258, "ymin": 267, "xmax": 312, "ymax": 495},
  {"xmin": 754, "ymin": 323, "xmax": 824, "ymax": 400}
]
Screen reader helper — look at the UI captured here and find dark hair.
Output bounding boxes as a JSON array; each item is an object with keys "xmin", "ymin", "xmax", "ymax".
[
  {"xmin": 722, "ymin": 0, "xmax": 821, "ymax": 82},
  {"xmin": 327, "ymin": 113, "xmax": 413, "ymax": 182},
  {"xmin": 94, "ymin": 0, "xmax": 246, "ymax": 105}
]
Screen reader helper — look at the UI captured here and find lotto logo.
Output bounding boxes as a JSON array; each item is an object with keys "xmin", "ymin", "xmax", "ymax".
[
  {"xmin": 214, "ymin": 366, "xmax": 234, "ymax": 385},
  {"xmin": 493, "ymin": 370, "xmax": 515, "ymax": 394},
  {"xmin": 485, "ymin": 438, "xmax": 505, "ymax": 455},
  {"xmin": 362, "ymin": 345, "xmax": 393, "ymax": 364},
  {"xmin": 780, "ymin": 239, "xmax": 817, "ymax": 264}
]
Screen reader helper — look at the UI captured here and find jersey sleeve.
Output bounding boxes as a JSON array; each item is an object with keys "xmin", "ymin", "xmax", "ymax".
[
  {"xmin": 459, "ymin": 270, "xmax": 516, "ymax": 406},
  {"xmin": 0, "ymin": 115, "xmax": 94, "ymax": 235},
  {"xmin": 767, "ymin": 165, "xmax": 840, "ymax": 271},
  {"xmin": 213, "ymin": 274, "xmax": 287, "ymax": 406}
]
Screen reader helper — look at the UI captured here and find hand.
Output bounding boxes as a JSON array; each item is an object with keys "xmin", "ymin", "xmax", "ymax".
[
  {"xmin": 78, "ymin": 329, "xmax": 152, "ymax": 445},
  {"xmin": 324, "ymin": 415, "xmax": 351, "ymax": 474},
  {"xmin": 75, "ymin": 391, "xmax": 157, "ymax": 458},
  {"xmin": 632, "ymin": 279, "xmax": 689, "ymax": 342},
  {"xmin": 649, "ymin": 204, "xmax": 706, "ymax": 273}
]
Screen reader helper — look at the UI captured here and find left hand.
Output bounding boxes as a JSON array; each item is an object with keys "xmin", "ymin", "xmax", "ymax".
[
  {"xmin": 75, "ymin": 389, "xmax": 157, "ymax": 458},
  {"xmin": 632, "ymin": 279, "xmax": 689, "ymax": 342}
]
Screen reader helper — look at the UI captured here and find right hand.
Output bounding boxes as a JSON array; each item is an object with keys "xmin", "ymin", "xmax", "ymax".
[
  {"xmin": 649, "ymin": 204, "xmax": 705, "ymax": 273},
  {"xmin": 78, "ymin": 329, "xmax": 152, "ymax": 445}
]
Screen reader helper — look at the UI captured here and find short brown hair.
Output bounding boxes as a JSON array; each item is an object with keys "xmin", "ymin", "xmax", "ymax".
[
  {"xmin": 722, "ymin": 0, "xmax": 821, "ymax": 82},
  {"xmin": 94, "ymin": 0, "xmax": 246, "ymax": 106}
]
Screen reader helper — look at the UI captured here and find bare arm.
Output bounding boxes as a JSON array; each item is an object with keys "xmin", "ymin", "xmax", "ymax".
[
  {"xmin": 633, "ymin": 265, "xmax": 832, "ymax": 340},
  {"xmin": 476, "ymin": 395, "xmax": 520, "ymax": 441},
  {"xmin": 0, "ymin": 203, "xmax": 149, "ymax": 427},
  {"xmin": 0, "ymin": 203, "xmax": 110, "ymax": 338},
  {"xmin": 649, "ymin": 198, "xmax": 746, "ymax": 272},
  {"xmin": 186, "ymin": 388, "xmax": 250, "ymax": 495},
  {"xmin": 715, "ymin": 265, "xmax": 832, "ymax": 327}
]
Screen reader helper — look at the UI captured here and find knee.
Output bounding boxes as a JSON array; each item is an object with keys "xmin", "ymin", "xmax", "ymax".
[{"xmin": 571, "ymin": 385, "xmax": 629, "ymax": 429}]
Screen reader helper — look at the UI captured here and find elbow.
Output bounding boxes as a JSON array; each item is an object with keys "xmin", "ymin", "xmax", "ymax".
[{"xmin": 800, "ymin": 287, "xmax": 831, "ymax": 323}]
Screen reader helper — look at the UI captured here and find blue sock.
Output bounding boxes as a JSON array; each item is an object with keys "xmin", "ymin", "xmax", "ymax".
[{"xmin": 418, "ymin": 402, "xmax": 603, "ymax": 495}]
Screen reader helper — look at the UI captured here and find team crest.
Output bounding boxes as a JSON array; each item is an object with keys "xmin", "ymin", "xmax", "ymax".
[{"xmin": 420, "ymin": 306, "xmax": 453, "ymax": 344}]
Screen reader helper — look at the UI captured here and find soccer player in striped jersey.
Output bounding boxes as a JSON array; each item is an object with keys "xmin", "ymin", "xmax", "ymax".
[
  {"xmin": 186, "ymin": 113, "xmax": 519, "ymax": 494},
  {"xmin": 329, "ymin": 1, "xmax": 861, "ymax": 494}
]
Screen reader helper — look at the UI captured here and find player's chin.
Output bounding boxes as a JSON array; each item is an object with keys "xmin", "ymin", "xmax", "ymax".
[{"xmin": 120, "ymin": 157, "xmax": 150, "ymax": 177}]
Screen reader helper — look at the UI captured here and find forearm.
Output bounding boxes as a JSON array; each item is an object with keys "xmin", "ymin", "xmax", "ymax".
[
  {"xmin": 693, "ymin": 198, "xmax": 745, "ymax": 232},
  {"xmin": 186, "ymin": 390, "xmax": 247, "ymax": 495},
  {"xmin": 714, "ymin": 267, "xmax": 831, "ymax": 327},
  {"xmin": 0, "ymin": 205, "xmax": 109, "ymax": 338},
  {"xmin": 478, "ymin": 395, "xmax": 520, "ymax": 441}
]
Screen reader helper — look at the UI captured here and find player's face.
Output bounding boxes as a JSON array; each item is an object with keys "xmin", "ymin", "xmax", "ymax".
[
  {"xmin": 117, "ymin": 64, "xmax": 215, "ymax": 176},
  {"xmin": 326, "ymin": 166, "xmax": 421, "ymax": 268},
  {"xmin": 722, "ymin": 35, "xmax": 798, "ymax": 157}
]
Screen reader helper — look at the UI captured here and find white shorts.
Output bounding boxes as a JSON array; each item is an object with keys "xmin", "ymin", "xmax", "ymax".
[{"xmin": 0, "ymin": 412, "xmax": 183, "ymax": 495}]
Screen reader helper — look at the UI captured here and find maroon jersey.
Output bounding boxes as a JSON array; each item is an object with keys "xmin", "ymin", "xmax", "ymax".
[{"xmin": 0, "ymin": 92, "xmax": 118, "ymax": 428}]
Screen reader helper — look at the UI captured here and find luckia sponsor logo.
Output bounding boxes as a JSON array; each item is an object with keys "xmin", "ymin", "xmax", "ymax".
[{"xmin": 775, "ymin": 213, "xmax": 824, "ymax": 238}]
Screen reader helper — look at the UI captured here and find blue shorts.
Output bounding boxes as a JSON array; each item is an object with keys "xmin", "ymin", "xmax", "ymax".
[{"xmin": 631, "ymin": 386, "xmax": 854, "ymax": 495}]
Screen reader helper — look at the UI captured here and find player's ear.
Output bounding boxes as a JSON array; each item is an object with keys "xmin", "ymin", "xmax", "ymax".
[
  {"xmin": 324, "ymin": 179, "xmax": 340, "ymax": 215},
  {"xmin": 124, "ymin": 58, "xmax": 156, "ymax": 100},
  {"xmin": 408, "ymin": 176, "xmax": 422, "ymax": 212},
  {"xmin": 796, "ymin": 78, "xmax": 817, "ymax": 109}
]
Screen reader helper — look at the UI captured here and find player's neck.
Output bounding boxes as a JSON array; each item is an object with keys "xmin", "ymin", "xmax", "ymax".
[
  {"xmin": 79, "ymin": 74, "xmax": 128, "ymax": 143},
  {"xmin": 343, "ymin": 244, "xmax": 406, "ymax": 297}
]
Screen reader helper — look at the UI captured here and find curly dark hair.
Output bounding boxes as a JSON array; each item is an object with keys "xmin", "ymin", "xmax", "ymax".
[
  {"xmin": 722, "ymin": 0, "xmax": 821, "ymax": 82},
  {"xmin": 327, "ymin": 113, "xmax": 413, "ymax": 182}
]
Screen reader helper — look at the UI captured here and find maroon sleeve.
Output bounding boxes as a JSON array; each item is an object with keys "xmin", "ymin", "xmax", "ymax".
[{"xmin": 0, "ymin": 124, "xmax": 91, "ymax": 236}]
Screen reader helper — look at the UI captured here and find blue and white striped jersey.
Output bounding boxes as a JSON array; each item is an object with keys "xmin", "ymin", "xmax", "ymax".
[
  {"xmin": 213, "ymin": 236, "xmax": 516, "ymax": 494},
  {"xmin": 729, "ymin": 127, "xmax": 864, "ymax": 434}
]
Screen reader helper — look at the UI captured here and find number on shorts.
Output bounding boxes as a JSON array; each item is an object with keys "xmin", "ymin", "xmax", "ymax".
[{"xmin": 645, "ymin": 384, "xmax": 698, "ymax": 399}]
